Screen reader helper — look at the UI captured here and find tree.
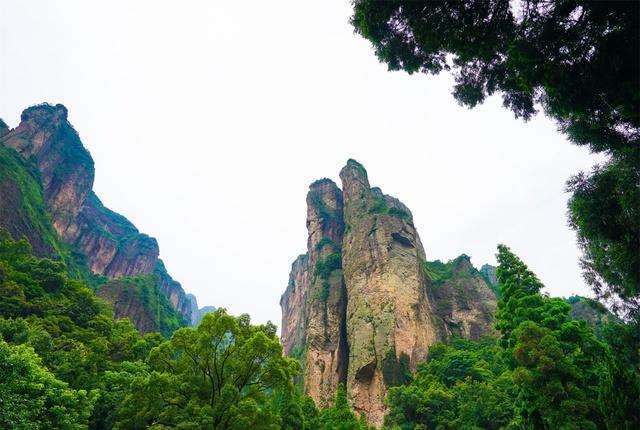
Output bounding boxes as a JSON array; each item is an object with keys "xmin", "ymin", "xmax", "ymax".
[
  {"xmin": 351, "ymin": 0, "xmax": 640, "ymax": 316},
  {"xmin": 351, "ymin": 0, "xmax": 638, "ymax": 154},
  {"xmin": 566, "ymin": 159, "xmax": 640, "ymax": 319},
  {"xmin": 496, "ymin": 244, "xmax": 610, "ymax": 429},
  {"xmin": 0, "ymin": 340, "xmax": 92, "ymax": 429},
  {"xmin": 318, "ymin": 385, "xmax": 371, "ymax": 430},
  {"xmin": 385, "ymin": 338, "xmax": 516, "ymax": 430},
  {"xmin": 115, "ymin": 309, "xmax": 299, "ymax": 429}
]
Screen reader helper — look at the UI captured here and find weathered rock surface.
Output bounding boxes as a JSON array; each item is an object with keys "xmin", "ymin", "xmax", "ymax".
[
  {"xmin": 0, "ymin": 103, "xmax": 197, "ymax": 328},
  {"xmin": 280, "ymin": 179, "xmax": 348, "ymax": 408},
  {"xmin": 427, "ymin": 256, "xmax": 497, "ymax": 340},
  {"xmin": 340, "ymin": 160, "xmax": 441, "ymax": 425},
  {"xmin": 280, "ymin": 254, "xmax": 310, "ymax": 357},
  {"xmin": 0, "ymin": 143, "xmax": 59, "ymax": 257},
  {"xmin": 302, "ymin": 179, "xmax": 348, "ymax": 408},
  {"xmin": 281, "ymin": 160, "xmax": 498, "ymax": 426},
  {"xmin": 1, "ymin": 104, "xmax": 94, "ymax": 238},
  {"xmin": 98, "ymin": 279, "xmax": 158, "ymax": 334}
]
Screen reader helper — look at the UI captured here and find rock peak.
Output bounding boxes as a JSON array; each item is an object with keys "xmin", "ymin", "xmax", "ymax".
[
  {"xmin": 21, "ymin": 103, "xmax": 69, "ymax": 124},
  {"xmin": 340, "ymin": 159, "xmax": 370, "ymax": 187},
  {"xmin": 309, "ymin": 177, "xmax": 337, "ymax": 189},
  {"xmin": 282, "ymin": 161, "xmax": 499, "ymax": 427}
]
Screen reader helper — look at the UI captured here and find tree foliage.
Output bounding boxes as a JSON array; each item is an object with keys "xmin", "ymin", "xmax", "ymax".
[
  {"xmin": 0, "ymin": 340, "xmax": 92, "ymax": 429},
  {"xmin": 566, "ymin": 159, "xmax": 640, "ymax": 318},
  {"xmin": 114, "ymin": 309, "xmax": 299, "ymax": 429},
  {"xmin": 385, "ymin": 338, "xmax": 516, "ymax": 429},
  {"xmin": 351, "ymin": 0, "xmax": 638, "ymax": 155},
  {"xmin": 386, "ymin": 244, "xmax": 639, "ymax": 429}
]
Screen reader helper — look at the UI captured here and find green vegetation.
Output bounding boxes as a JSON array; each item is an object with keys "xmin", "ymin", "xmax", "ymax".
[
  {"xmin": 0, "ymin": 231, "xmax": 163, "ymax": 428},
  {"xmin": 368, "ymin": 196, "xmax": 410, "ymax": 220},
  {"xmin": 422, "ymin": 259, "xmax": 454, "ymax": 286},
  {"xmin": 100, "ymin": 275, "xmax": 187, "ymax": 337},
  {"xmin": 386, "ymin": 337, "xmax": 515, "ymax": 429},
  {"xmin": 316, "ymin": 237, "xmax": 337, "ymax": 251},
  {"xmin": 368, "ymin": 196, "xmax": 388, "ymax": 215},
  {"xmin": 314, "ymin": 252, "xmax": 342, "ymax": 306},
  {"xmin": 0, "ymin": 144, "xmax": 65, "ymax": 257},
  {"xmin": 310, "ymin": 385, "xmax": 372, "ymax": 430},
  {"xmin": 351, "ymin": 0, "xmax": 640, "ymax": 322},
  {"xmin": 315, "ymin": 252, "xmax": 342, "ymax": 281},
  {"xmin": 0, "ymin": 341, "xmax": 92, "ymax": 429},
  {"xmin": 387, "ymin": 245, "xmax": 639, "ymax": 429},
  {"xmin": 0, "ymin": 144, "xmax": 107, "ymax": 290},
  {"xmin": 422, "ymin": 256, "xmax": 477, "ymax": 287},
  {"xmin": 0, "ymin": 231, "xmax": 374, "ymax": 429},
  {"xmin": 116, "ymin": 310, "xmax": 298, "ymax": 429},
  {"xmin": 387, "ymin": 207, "xmax": 409, "ymax": 220},
  {"xmin": 567, "ymin": 160, "xmax": 640, "ymax": 319},
  {"xmin": 308, "ymin": 189, "xmax": 337, "ymax": 221},
  {"xmin": 347, "ymin": 158, "xmax": 368, "ymax": 180},
  {"xmin": 381, "ymin": 349, "xmax": 411, "ymax": 388}
]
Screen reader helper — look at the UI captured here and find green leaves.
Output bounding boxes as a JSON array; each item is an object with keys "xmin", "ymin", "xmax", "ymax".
[
  {"xmin": 385, "ymin": 337, "xmax": 515, "ymax": 430},
  {"xmin": 116, "ymin": 309, "xmax": 298, "ymax": 429},
  {"xmin": 567, "ymin": 159, "xmax": 640, "ymax": 319},
  {"xmin": 0, "ymin": 341, "xmax": 92, "ymax": 429},
  {"xmin": 496, "ymin": 245, "xmax": 610, "ymax": 429}
]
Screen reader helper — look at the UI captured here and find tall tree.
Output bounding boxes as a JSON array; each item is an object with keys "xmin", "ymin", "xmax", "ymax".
[
  {"xmin": 114, "ymin": 309, "xmax": 299, "ymax": 429},
  {"xmin": 496, "ymin": 244, "xmax": 610, "ymax": 429},
  {"xmin": 0, "ymin": 341, "xmax": 92, "ymax": 430},
  {"xmin": 351, "ymin": 0, "xmax": 640, "ymax": 315},
  {"xmin": 566, "ymin": 159, "xmax": 640, "ymax": 318}
]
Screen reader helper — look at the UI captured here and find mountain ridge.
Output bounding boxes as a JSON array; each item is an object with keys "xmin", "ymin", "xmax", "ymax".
[{"xmin": 0, "ymin": 102, "xmax": 212, "ymax": 333}]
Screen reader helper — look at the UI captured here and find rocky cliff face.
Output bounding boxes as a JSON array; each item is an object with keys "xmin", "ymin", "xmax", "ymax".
[
  {"xmin": 280, "ymin": 179, "xmax": 348, "ymax": 408},
  {"xmin": 0, "ymin": 103, "xmax": 196, "ymax": 328},
  {"xmin": 281, "ymin": 160, "xmax": 498, "ymax": 426},
  {"xmin": 426, "ymin": 256, "xmax": 497, "ymax": 340}
]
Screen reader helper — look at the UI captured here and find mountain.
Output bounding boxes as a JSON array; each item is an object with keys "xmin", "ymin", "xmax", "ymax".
[
  {"xmin": 280, "ymin": 160, "xmax": 497, "ymax": 426},
  {"xmin": 0, "ymin": 103, "xmax": 206, "ymax": 334},
  {"xmin": 187, "ymin": 294, "xmax": 217, "ymax": 325}
]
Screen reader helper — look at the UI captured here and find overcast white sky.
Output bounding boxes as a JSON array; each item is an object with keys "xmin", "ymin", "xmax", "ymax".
[{"xmin": 1, "ymin": 1, "xmax": 600, "ymax": 326}]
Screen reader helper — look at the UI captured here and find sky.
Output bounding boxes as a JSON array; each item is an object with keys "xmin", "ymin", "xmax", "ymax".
[{"xmin": 1, "ymin": 1, "xmax": 601, "ymax": 326}]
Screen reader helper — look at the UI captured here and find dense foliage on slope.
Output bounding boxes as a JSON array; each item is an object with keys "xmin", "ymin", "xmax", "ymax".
[
  {"xmin": 0, "ymin": 230, "xmax": 374, "ymax": 428},
  {"xmin": 0, "ymin": 214, "xmax": 637, "ymax": 429},
  {"xmin": 98, "ymin": 276, "xmax": 188, "ymax": 337},
  {"xmin": 0, "ymin": 231, "xmax": 164, "ymax": 428},
  {"xmin": 385, "ymin": 245, "xmax": 639, "ymax": 430}
]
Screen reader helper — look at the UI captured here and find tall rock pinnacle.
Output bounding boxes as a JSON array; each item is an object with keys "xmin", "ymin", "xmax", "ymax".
[
  {"xmin": 340, "ymin": 159, "xmax": 439, "ymax": 425},
  {"xmin": 281, "ymin": 160, "xmax": 499, "ymax": 427}
]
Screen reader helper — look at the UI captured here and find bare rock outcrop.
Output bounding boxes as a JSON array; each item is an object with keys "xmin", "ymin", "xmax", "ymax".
[
  {"xmin": 340, "ymin": 160, "xmax": 441, "ymax": 425},
  {"xmin": 280, "ymin": 179, "xmax": 348, "ymax": 408}
]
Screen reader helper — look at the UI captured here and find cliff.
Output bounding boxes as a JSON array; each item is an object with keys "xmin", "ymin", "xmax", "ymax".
[
  {"xmin": 0, "ymin": 103, "xmax": 196, "ymax": 331},
  {"xmin": 280, "ymin": 160, "xmax": 498, "ymax": 426}
]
